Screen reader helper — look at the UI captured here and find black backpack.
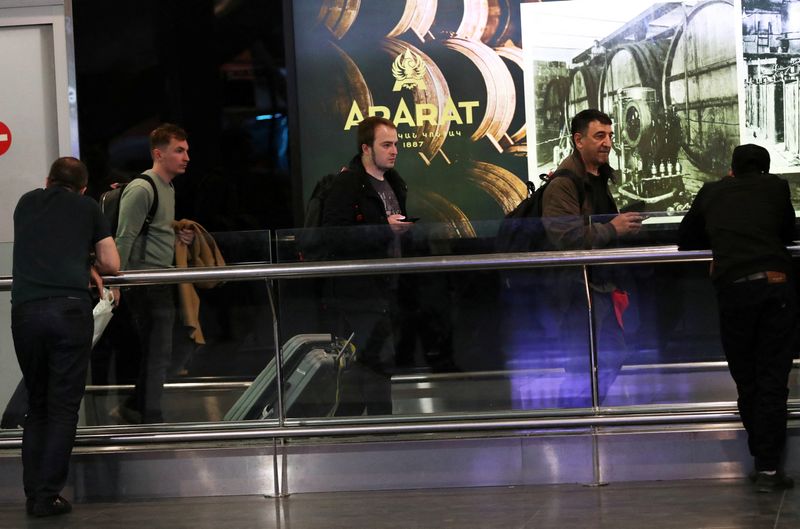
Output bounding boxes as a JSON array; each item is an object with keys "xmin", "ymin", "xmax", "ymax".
[
  {"xmin": 495, "ymin": 169, "xmax": 585, "ymax": 253},
  {"xmin": 297, "ymin": 170, "xmax": 345, "ymax": 261},
  {"xmin": 99, "ymin": 174, "xmax": 159, "ymax": 258}
]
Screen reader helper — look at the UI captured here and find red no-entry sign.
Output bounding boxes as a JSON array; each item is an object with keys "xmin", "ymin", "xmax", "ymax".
[{"xmin": 0, "ymin": 122, "xmax": 11, "ymax": 157}]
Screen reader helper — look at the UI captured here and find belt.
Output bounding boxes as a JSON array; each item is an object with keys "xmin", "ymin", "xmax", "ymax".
[{"xmin": 732, "ymin": 271, "xmax": 787, "ymax": 284}]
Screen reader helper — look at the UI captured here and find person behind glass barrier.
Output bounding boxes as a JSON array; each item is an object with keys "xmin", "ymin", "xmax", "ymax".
[
  {"xmin": 320, "ymin": 116, "xmax": 413, "ymax": 415},
  {"xmin": 679, "ymin": 143, "xmax": 797, "ymax": 493},
  {"xmin": 11, "ymin": 157, "xmax": 120, "ymax": 517},
  {"xmin": 539, "ymin": 109, "xmax": 643, "ymax": 407},
  {"xmin": 114, "ymin": 123, "xmax": 194, "ymax": 424},
  {"xmin": 542, "ymin": 108, "xmax": 643, "ymax": 248}
]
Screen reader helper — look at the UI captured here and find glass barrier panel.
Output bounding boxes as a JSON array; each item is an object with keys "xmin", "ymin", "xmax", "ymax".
[
  {"xmin": 80, "ymin": 275, "xmax": 276, "ymax": 426},
  {"xmin": 588, "ymin": 261, "xmax": 731, "ymax": 407},
  {"xmin": 274, "ymin": 222, "xmax": 594, "ymax": 419},
  {"xmin": 209, "ymin": 229, "xmax": 271, "ymax": 264}
]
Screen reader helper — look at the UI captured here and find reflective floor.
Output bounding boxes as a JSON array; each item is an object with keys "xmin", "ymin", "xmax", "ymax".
[{"xmin": 1, "ymin": 478, "xmax": 797, "ymax": 529}]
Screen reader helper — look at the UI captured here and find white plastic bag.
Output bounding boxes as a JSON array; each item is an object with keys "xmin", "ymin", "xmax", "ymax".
[{"xmin": 92, "ymin": 288, "xmax": 115, "ymax": 348}]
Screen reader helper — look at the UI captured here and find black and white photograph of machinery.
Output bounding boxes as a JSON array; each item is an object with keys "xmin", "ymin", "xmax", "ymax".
[
  {"xmin": 743, "ymin": 0, "xmax": 800, "ymax": 174},
  {"xmin": 522, "ymin": 0, "xmax": 740, "ymax": 213}
]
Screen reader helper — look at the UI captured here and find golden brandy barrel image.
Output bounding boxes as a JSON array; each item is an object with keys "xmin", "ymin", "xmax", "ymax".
[
  {"xmin": 420, "ymin": 36, "xmax": 516, "ymax": 150},
  {"xmin": 484, "ymin": 0, "xmax": 542, "ymax": 48},
  {"xmin": 663, "ymin": 0, "xmax": 739, "ymax": 174},
  {"xmin": 302, "ymin": 41, "xmax": 373, "ymax": 127},
  {"xmin": 428, "ymin": 0, "xmax": 490, "ymax": 41},
  {"xmin": 388, "ymin": 0, "xmax": 438, "ymax": 40},
  {"xmin": 598, "ymin": 40, "xmax": 670, "ymax": 115},
  {"xmin": 381, "ymin": 38, "xmax": 451, "ymax": 161},
  {"xmin": 317, "ymin": 0, "xmax": 435, "ymax": 40},
  {"xmin": 339, "ymin": 38, "xmax": 452, "ymax": 163},
  {"xmin": 465, "ymin": 160, "xmax": 528, "ymax": 214},
  {"xmin": 566, "ymin": 65, "xmax": 601, "ymax": 122},
  {"xmin": 494, "ymin": 43, "xmax": 528, "ymax": 154},
  {"xmin": 411, "ymin": 189, "xmax": 477, "ymax": 238}
]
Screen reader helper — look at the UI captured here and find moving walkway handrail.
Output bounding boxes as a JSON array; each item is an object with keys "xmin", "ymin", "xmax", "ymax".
[
  {"xmin": 0, "ymin": 244, "xmax": 724, "ymax": 289},
  {"xmin": 4, "ymin": 243, "xmax": 800, "ymax": 287}
]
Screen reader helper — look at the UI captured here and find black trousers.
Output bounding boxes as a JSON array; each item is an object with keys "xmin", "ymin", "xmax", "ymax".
[
  {"xmin": 125, "ymin": 285, "xmax": 176, "ymax": 423},
  {"xmin": 11, "ymin": 297, "xmax": 93, "ymax": 502},
  {"xmin": 717, "ymin": 279, "xmax": 798, "ymax": 471}
]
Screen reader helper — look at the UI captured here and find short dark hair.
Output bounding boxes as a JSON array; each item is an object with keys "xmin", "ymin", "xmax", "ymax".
[
  {"xmin": 150, "ymin": 123, "xmax": 188, "ymax": 152},
  {"xmin": 731, "ymin": 143, "xmax": 770, "ymax": 176},
  {"xmin": 357, "ymin": 116, "xmax": 396, "ymax": 154},
  {"xmin": 47, "ymin": 156, "xmax": 88, "ymax": 191},
  {"xmin": 570, "ymin": 109, "xmax": 613, "ymax": 147}
]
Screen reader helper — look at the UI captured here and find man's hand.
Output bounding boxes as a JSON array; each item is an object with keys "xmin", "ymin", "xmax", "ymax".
[
  {"xmin": 177, "ymin": 228, "xmax": 195, "ymax": 246},
  {"xmin": 110, "ymin": 287, "xmax": 121, "ymax": 307},
  {"xmin": 387, "ymin": 214, "xmax": 413, "ymax": 234},
  {"xmin": 89, "ymin": 265, "xmax": 104, "ymax": 292},
  {"xmin": 610, "ymin": 212, "xmax": 644, "ymax": 236}
]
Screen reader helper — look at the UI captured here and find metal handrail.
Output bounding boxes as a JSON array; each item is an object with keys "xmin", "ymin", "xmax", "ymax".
[{"xmin": 0, "ymin": 244, "xmax": 717, "ymax": 289}]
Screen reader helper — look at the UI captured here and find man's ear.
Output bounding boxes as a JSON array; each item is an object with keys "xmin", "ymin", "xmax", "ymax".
[{"xmin": 79, "ymin": 186, "xmax": 87, "ymax": 195}]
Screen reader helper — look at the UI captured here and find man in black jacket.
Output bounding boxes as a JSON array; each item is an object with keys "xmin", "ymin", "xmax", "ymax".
[
  {"xmin": 679, "ymin": 144, "xmax": 797, "ymax": 493},
  {"xmin": 321, "ymin": 116, "xmax": 413, "ymax": 415}
]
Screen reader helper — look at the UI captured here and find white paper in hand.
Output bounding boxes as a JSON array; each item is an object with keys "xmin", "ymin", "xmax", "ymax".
[{"xmin": 92, "ymin": 288, "xmax": 115, "ymax": 348}]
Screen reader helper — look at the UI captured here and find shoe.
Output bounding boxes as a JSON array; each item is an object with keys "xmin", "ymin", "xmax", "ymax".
[
  {"xmin": 109, "ymin": 403, "xmax": 142, "ymax": 424},
  {"xmin": 32, "ymin": 495, "xmax": 72, "ymax": 517},
  {"xmin": 755, "ymin": 471, "xmax": 794, "ymax": 493}
]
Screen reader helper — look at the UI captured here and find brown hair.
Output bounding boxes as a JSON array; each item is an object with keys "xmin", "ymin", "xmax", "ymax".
[
  {"xmin": 356, "ymin": 116, "xmax": 396, "ymax": 155},
  {"xmin": 150, "ymin": 123, "xmax": 188, "ymax": 152}
]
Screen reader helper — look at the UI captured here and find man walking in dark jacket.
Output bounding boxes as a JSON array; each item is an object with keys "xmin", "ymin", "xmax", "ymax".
[
  {"xmin": 321, "ymin": 116, "xmax": 413, "ymax": 415},
  {"xmin": 679, "ymin": 144, "xmax": 797, "ymax": 493}
]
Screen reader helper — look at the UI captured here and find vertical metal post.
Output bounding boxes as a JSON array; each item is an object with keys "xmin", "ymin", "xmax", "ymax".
[
  {"xmin": 582, "ymin": 265, "xmax": 607, "ymax": 487},
  {"xmin": 266, "ymin": 279, "xmax": 289, "ymax": 497},
  {"xmin": 582, "ymin": 265, "xmax": 600, "ymax": 410}
]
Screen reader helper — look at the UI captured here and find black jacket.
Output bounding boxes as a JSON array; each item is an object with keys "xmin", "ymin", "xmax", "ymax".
[
  {"xmin": 321, "ymin": 155, "xmax": 408, "ymax": 260},
  {"xmin": 678, "ymin": 172, "xmax": 795, "ymax": 285}
]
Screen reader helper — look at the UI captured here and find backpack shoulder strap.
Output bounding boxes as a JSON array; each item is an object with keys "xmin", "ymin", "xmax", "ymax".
[
  {"xmin": 548, "ymin": 169, "xmax": 586, "ymax": 210},
  {"xmin": 136, "ymin": 174, "xmax": 159, "ymax": 227},
  {"xmin": 131, "ymin": 173, "xmax": 160, "ymax": 262}
]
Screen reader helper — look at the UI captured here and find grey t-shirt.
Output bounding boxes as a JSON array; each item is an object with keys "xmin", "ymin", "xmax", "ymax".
[
  {"xmin": 369, "ymin": 176, "xmax": 402, "ymax": 258},
  {"xmin": 369, "ymin": 177, "xmax": 401, "ymax": 217}
]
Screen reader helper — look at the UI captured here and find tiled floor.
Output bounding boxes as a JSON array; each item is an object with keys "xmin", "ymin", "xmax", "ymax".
[{"xmin": 0, "ymin": 479, "xmax": 796, "ymax": 529}]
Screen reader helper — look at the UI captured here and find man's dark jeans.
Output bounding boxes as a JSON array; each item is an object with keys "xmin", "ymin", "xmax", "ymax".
[
  {"xmin": 11, "ymin": 297, "xmax": 93, "ymax": 502},
  {"xmin": 125, "ymin": 284, "xmax": 176, "ymax": 423},
  {"xmin": 717, "ymin": 279, "xmax": 798, "ymax": 471}
]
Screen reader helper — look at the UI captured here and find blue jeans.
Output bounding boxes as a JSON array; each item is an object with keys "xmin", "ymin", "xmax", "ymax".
[{"xmin": 12, "ymin": 296, "xmax": 93, "ymax": 502}]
